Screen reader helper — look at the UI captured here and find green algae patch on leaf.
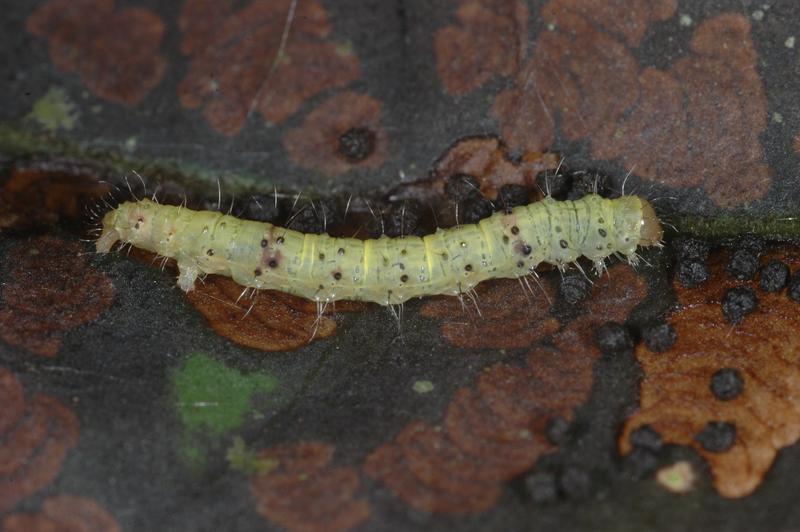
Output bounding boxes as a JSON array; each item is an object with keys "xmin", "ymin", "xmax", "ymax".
[
  {"xmin": 24, "ymin": 87, "xmax": 79, "ymax": 132},
  {"xmin": 172, "ymin": 354, "xmax": 278, "ymax": 466}
]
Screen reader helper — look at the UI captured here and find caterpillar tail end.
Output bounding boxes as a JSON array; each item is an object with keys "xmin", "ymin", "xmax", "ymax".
[{"xmin": 638, "ymin": 198, "xmax": 663, "ymax": 247}]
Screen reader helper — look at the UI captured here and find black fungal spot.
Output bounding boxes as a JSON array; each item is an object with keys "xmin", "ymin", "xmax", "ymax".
[
  {"xmin": 565, "ymin": 170, "xmax": 609, "ymax": 200},
  {"xmin": 497, "ymin": 184, "xmax": 529, "ymax": 210},
  {"xmin": 338, "ymin": 127, "xmax": 376, "ymax": 163},
  {"xmin": 641, "ymin": 322, "xmax": 677, "ymax": 352},
  {"xmin": 400, "ymin": 274, "xmax": 409, "ymax": 283},
  {"xmin": 721, "ymin": 287, "xmax": 758, "ymax": 324},
  {"xmin": 629, "ymin": 425, "xmax": 663, "ymax": 452},
  {"xmin": 338, "ymin": 247, "xmax": 345, "ymax": 256},
  {"xmin": 206, "ymin": 249, "xmax": 214, "ymax": 256},
  {"xmin": 444, "ymin": 173, "xmax": 481, "ymax": 202},
  {"xmin": 596, "ymin": 322, "xmax": 634, "ymax": 354},
  {"xmin": 276, "ymin": 237, "xmax": 285, "ymax": 244},
  {"xmin": 558, "ymin": 466, "xmax": 592, "ymax": 500},
  {"xmin": 598, "ymin": 228, "xmax": 607, "ymax": 238},
  {"xmin": 559, "ymin": 273, "xmax": 591, "ymax": 304},
  {"xmin": 710, "ymin": 368, "xmax": 744, "ymax": 401},
  {"xmin": 625, "ymin": 447, "xmax": 659, "ymax": 480},
  {"xmin": 268, "ymin": 259, "xmax": 278, "ymax": 268},
  {"xmin": 673, "ymin": 236, "xmax": 710, "ymax": 262},
  {"xmin": 511, "ymin": 226, "xmax": 520, "ymax": 235},
  {"xmin": 559, "ymin": 239, "xmax": 568, "ymax": 249},
  {"xmin": 726, "ymin": 248, "xmax": 760, "ymax": 280},
  {"xmin": 241, "ymin": 195, "xmax": 281, "ymax": 222},
  {"xmin": 319, "ymin": 253, "xmax": 325, "ymax": 260},
  {"xmin": 545, "ymin": 417, "xmax": 570, "ymax": 446},
  {"xmin": 525, "ymin": 471, "xmax": 559, "ymax": 504},
  {"xmin": 521, "ymin": 244, "xmax": 532, "ymax": 255},
  {"xmin": 517, "ymin": 260, "xmax": 524, "ymax": 268},
  {"xmin": 442, "ymin": 252, "xmax": 449, "ymax": 260},
  {"xmin": 383, "ymin": 201, "xmax": 427, "ymax": 237},
  {"xmin": 401, "ymin": 249, "xmax": 407, "ymax": 255},
  {"xmin": 333, "ymin": 272, "xmax": 342, "ymax": 280},
  {"xmin": 759, "ymin": 260, "xmax": 789, "ymax": 293},
  {"xmin": 465, "ymin": 264, "xmax": 473, "ymax": 272},
  {"xmin": 462, "ymin": 196, "xmax": 494, "ymax": 224},
  {"xmin": 134, "ymin": 222, "xmax": 140, "ymax": 230},
  {"xmin": 502, "ymin": 235, "xmax": 510, "ymax": 244},
  {"xmin": 789, "ymin": 274, "xmax": 800, "ymax": 302},
  {"xmin": 261, "ymin": 238, "xmax": 268, "ymax": 248},
  {"xmin": 398, "ymin": 263, "xmax": 405, "ymax": 270},
  {"xmin": 254, "ymin": 268, "xmax": 262, "ymax": 276},
  {"xmin": 694, "ymin": 421, "xmax": 737, "ymax": 453},
  {"xmin": 677, "ymin": 260, "xmax": 709, "ymax": 288}
]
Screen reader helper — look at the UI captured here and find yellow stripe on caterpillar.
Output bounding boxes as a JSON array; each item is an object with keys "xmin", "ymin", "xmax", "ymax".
[{"xmin": 96, "ymin": 194, "xmax": 662, "ymax": 305}]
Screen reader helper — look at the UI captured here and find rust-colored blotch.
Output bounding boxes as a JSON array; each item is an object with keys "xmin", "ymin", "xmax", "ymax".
[
  {"xmin": 26, "ymin": 0, "xmax": 166, "ymax": 105},
  {"xmin": 283, "ymin": 91, "xmax": 387, "ymax": 177},
  {"xmin": 250, "ymin": 442, "xmax": 370, "ymax": 532},
  {"xmin": 493, "ymin": 0, "xmax": 770, "ymax": 207},
  {"xmin": 620, "ymin": 249, "xmax": 800, "ymax": 498},
  {"xmin": 0, "ymin": 160, "xmax": 110, "ymax": 230},
  {"xmin": 178, "ymin": 0, "xmax": 360, "ymax": 136},
  {"xmin": 435, "ymin": 0, "xmax": 528, "ymax": 95},
  {"xmin": 186, "ymin": 275, "xmax": 363, "ymax": 352},
  {"xmin": 0, "ymin": 368, "xmax": 80, "ymax": 513},
  {"xmin": 2, "ymin": 494, "xmax": 120, "ymax": 532},
  {"xmin": 366, "ymin": 265, "xmax": 646, "ymax": 514},
  {"xmin": 0, "ymin": 237, "xmax": 115, "ymax": 358}
]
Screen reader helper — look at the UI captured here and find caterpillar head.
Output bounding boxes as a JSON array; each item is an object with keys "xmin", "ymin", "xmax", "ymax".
[
  {"xmin": 612, "ymin": 196, "xmax": 663, "ymax": 255},
  {"xmin": 96, "ymin": 200, "xmax": 157, "ymax": 253},
  {"xmin": 637, "ymin": 198, "xmax": 663, "ymax": 247}
]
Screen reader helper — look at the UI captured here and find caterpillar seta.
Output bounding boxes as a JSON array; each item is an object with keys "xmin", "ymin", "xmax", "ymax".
[{"xmin": 95, "ymin": 194, "xmax": 663, "ymax": 305}]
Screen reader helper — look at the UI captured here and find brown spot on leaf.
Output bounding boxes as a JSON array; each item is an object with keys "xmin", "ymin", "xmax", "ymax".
[
  {"xmin": 389, "ymin": 137, "xmax": 557, "ymax": 209},
  {"xmin": 0, "ymin": 237, "xmax": 114, "ymax": 358},
  {"xmin": 0, "ymin": 368, "xmax": 79, "ymax": 513},
  {"xmin": 420, "ymin": 278, "xmax": 559, "ymax": 349},
  {"xmin": 2, "ymin": 494, "xmax": 120, "ymax": 532},
  {"xmin": 185, "ymin": 275, "xmax": 363, "ymax": 352},
  {"xmin": 0, "ymin": 160, "xmax": 110, "ymax": 230},
  {"xmin": 284, "ymin": 91, "xmax": 387, "ymax": 176},
  {"xmin": 26, "ymin": 0, "xmax": 166, "ymax": 105},
  {"xmin": 620, "ymin": 248, "xmax": 800, "ymax": 498},
  {"xmin": 493, "ymin": 2, "xmax": 770, "ymax": 207},
  {"xmin": 366, "ymin": 264, "xmax": 646, "ymax": 514},
  {"xmin": 435, "ymin": 0, "xmax": 529, "ymax": 95},
  {"xmin": 250, "ymin": 442, "xmax": 370, "ymax": 532},
  {"xmin": 178, "ymin": 0, "xmax": 360, "ymax": 136}
]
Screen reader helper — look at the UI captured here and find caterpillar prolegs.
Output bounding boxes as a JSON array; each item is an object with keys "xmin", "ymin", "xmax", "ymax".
[{"xmin": 95, "ymin": 194, "xmax": 663, "ymax": 305}]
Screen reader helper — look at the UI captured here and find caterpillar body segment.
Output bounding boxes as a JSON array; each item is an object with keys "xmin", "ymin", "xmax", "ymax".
[{"xmin": 96, "ymin": 194, "xmax": 663, "ymax": 305}]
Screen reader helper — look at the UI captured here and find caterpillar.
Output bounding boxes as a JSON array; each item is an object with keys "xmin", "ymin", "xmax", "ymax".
[{"xmin": 95, "ymin": 194, "xmax": 663, "ymax": 305}]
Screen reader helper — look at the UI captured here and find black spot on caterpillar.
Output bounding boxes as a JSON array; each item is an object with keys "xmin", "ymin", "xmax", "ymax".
[{"xmin": 95, "ymin": 195, "xmax": 663, "ymax": 305}]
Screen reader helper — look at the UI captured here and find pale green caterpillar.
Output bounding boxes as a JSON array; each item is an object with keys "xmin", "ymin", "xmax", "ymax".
[{"xmin": 95, "ymin": 194, "xmax": 662, "ymax": 305}]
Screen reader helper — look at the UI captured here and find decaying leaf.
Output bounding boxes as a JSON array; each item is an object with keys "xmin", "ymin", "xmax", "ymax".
[
  {"xmin": 620, "ymin": 249, "xmax": 800, "ymax": 498},
  {"xmin": 366, "ymin": 265, "xmax": 646, "ymax": 514}
]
